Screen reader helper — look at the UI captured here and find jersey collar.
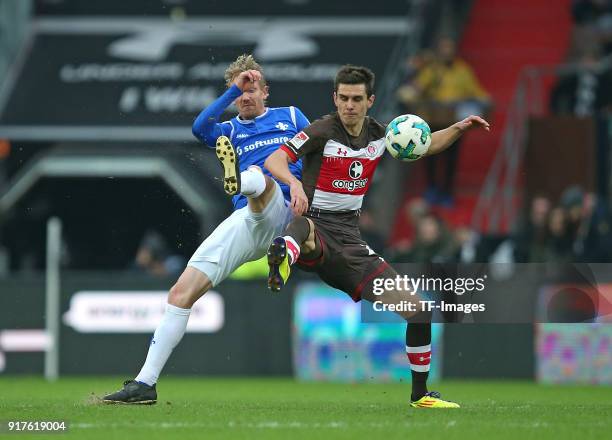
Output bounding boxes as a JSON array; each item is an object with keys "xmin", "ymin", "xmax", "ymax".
[{"xmin": 236, "ymin": 107, "xmax": 269, "ymax": 124}]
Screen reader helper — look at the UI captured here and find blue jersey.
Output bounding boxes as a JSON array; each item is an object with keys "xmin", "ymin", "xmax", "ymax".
[{"xmin": 192, "ymin": 84, "xmax": 309, "ymax": 210}]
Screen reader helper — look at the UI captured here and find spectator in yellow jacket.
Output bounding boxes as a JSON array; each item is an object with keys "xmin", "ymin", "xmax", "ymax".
[{"xmin": 398, "ymin": 37, "xmax": 491, "ymax": 206}]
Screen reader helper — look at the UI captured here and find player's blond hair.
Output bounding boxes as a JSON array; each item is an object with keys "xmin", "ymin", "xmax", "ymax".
[{"xmin": 224, "ymin": 54, "xmax": 267, "ymax": 87}]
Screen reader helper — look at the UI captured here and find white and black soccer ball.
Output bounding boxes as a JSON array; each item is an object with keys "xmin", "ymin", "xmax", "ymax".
[{"xmin": 384, "ymin": 114, "xmax": 432, "ymax": 162}]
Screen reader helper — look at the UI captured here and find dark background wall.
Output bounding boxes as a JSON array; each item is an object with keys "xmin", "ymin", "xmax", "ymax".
[
  {"xmin": 0, "ymin": 272, "xmax": 536, "ymax": 378},
  {"xmin": 0, "ymin": 273, "xmax": 292, "ymax": 375}
]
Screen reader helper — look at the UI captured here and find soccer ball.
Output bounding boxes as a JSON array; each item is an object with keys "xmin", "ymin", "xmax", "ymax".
[{"xmin": 384, "ymin": 114, "xmax": 432, "ymax": 162}]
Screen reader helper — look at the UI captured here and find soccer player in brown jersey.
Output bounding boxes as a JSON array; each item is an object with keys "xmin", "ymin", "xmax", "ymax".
[{"xmin": 264, "ymin": 64, "xmax": 490, "ymax": 409}]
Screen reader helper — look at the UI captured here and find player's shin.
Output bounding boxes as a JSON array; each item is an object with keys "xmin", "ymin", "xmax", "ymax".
[
  {"xmin": 282, "ymin": 216, "xmax": 311, "ymax": 264},
  {"xmin": 406, "ymin": 320, "xmax": 432, "ymax": 401},
  {"xmin": 134, "ymin": 303, "xmax": 191, "ymax": 386}
]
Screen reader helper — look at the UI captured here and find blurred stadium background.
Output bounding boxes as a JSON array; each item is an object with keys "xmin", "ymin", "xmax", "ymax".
[{"xmin": 0, "ymin": 0, "xmax": 611, "ymax": 435}]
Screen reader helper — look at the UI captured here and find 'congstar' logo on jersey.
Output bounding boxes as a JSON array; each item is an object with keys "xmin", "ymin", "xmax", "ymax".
[{"xmin": 332, "ymin": 179, "xmax": 368, "ymax": 191}]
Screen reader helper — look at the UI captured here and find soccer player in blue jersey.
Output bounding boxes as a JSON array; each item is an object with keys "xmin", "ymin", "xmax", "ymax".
[{"xmin": 103, "ymin": 54, "xmax": 309, "ymax": 404}]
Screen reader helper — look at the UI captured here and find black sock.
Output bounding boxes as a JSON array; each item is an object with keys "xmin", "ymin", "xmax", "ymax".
[
  {"xmin": 284, "ymin": 216, "xmax": 311, "ymax": 244},
  {"xmin": 406, "ymin": 322, "xmax": 432, "ymax": 401}
]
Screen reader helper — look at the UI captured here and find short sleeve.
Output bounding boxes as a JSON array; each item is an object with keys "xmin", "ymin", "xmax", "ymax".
[
  {"xmin": 292, "ymin": 107, "xmax": 310, "ymax": 131},
  {"xmin": 281, "ymin": 120, "xmax": 326, "ymax": 162}
]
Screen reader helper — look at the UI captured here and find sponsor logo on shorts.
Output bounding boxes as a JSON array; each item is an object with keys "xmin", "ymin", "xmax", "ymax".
[
  {"xmin": 331, "ymin": 178, "xmax": 368, "ymax": 191},
  {"xmin": 289, "ymin": 131, "xmax": 309, "ymax": 149}
]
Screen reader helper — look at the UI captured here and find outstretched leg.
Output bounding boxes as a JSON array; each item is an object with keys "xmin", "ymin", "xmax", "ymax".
[
  {"xmin": 361, "ymin": 268, "xmax": 459, "ymax": 409},
  {"xmin": 134, "ymin": 267, "xmax": 211, "ymax": 385},
  {"xmin": 103, "ymin": 267, "xmax": 211, "ymax": 404},
  {"xmin": 267, "ymin": 216, "xmax": 319, "ymax": 292}
]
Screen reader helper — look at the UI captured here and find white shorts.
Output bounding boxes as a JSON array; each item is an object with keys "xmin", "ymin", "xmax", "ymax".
[{"xmin": 187, "ymin": 181, "xmax": 293, "ymax": 286}]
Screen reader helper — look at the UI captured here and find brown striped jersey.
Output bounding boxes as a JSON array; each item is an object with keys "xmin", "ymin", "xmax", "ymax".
[{"xmin": 280, "ymin": 112, "xmax": 386, "ymax": 212}]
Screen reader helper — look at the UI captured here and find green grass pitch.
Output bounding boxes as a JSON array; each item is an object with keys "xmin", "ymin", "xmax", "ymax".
[{"xmin": 0, "ymin": 377, "xmax": 611, "ymax": 439}]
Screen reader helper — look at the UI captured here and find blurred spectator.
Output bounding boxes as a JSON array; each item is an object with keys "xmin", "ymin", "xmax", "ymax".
[
  {"xmin": 560, "ymin": 185, "xmax": 585, "ymax": 241},
  {"xmin": 512, "ymin": 185, "xmax": 612, "ymax": 264},
  {"xmin": 572, "ymin": 0, "xmax": 612, "ymax": 55},
  {"xmin": 559, "ymin": 186, "xmax": 612, "ymax": 261},
  {"xmin": 542, "ymin": 207, "xmax": 575, "ymax": 263},
  {"xmin": 397, "ymin": 37, "xmax": 491, "ymax": 206},
  {"xmin": 406, "ymin": 197, "xmax": 430, "ymax": 224},
  {"xmin": 550, "ymin": 49, "xmax": 612, "ymax": 116},
  {"xmin": 396, "ymin": 50, "xmax": 434, "ymax": 108},
  {"xmin": 133, "ymin": 230, "xmax": 185, "ymax": 278},
  {"xmin": 579, "ymin": 193, "xmax": 612, "ymax": 261},
  {"xmin": 358, "ymin": 209, "xmax": 386, "ymax": 255},
  {"xmin": 451, "ymin": 225, "xmax": 480, "ymax": 263},
  {"xmin": 513, "ymin": 195, "xmax": 552, "ymax": 263},
  {"xmin": 387, "ymin": 197, "xmax": 431, "ymax": 255},
  {"xmin": 573, "ymin": 0, "xmax": 612, "ymax": 25},
  {"xmin": 393, "ymin": 214, "xmax": 455, "ymax": 263}
]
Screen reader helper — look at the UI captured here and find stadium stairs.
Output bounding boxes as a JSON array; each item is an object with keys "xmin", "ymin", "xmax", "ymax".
[{"xmin": 390, "ymin": 0, "xmax": 573, "ymax": 246}]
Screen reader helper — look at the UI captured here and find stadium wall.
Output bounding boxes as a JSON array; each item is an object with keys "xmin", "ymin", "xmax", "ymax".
[
  {"xmin": 0, "ymin": 272, "xmax": 542, "ymax": 379},
  {"xmin": 0, "ymin": 273, "xmax": 292, "ymax": 375},
  {"xmin": 4, "ymin": 272, "xmax": 610, "ymax": 381}
]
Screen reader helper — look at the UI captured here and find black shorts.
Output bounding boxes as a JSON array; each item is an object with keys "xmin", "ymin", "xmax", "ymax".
[{"xmin": 296, "ymin": 209, "xmax": 397, "ymax": 302}]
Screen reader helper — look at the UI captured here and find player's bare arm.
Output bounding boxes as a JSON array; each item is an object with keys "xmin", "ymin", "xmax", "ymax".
[
  {"xmin": 265, "ymin": 149, "xmax": 309, "ymax": 215},
  {"xmin": 425, "ymin": 115, "xmax": 490, "ymax": 157}
]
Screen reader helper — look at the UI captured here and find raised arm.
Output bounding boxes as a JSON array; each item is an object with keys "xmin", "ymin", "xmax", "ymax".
[
  {"xmin": 192, "ymin": 69, "xmax": 263, "ymax": 146},
  {"xmin": 192, "ymin": 85, "xmax": 242, "ymax": 146},
  {"xmin": 265, "ymin": 148, "xmax": 309, "ymax": 215},
  {"xmin": 425, "ymin": 115, "xmax": 490, "ymax": 157}
]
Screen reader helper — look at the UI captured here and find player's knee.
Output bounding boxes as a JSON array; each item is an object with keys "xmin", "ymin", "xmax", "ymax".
[
  {"xmin": 303, "ymin": 218, "xmax": 316, "ymax": 252},
  {"xmin": 168, "ymin": 282, "xmax": 207, "ymax": 309},
  {"xmin": 247, "ymin": 176, "xmax": 276, "ymax": 212},
  {"xmin": 247, "ymin": 165, "xmax": 274, "ymax": 197},
  {"xmin": 261, "ymin": 174, "xmax": 275, "ymax": 196},
  {"xmin": 302, "ymin": 239, "xmax": 315, "ymax": 253}
]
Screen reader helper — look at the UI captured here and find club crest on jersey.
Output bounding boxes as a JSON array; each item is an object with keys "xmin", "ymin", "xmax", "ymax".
[
  {"xmin": 275, "ymin": 122, "xmax": 289, "ymax": 131},
  {"xmin": 349, "ymin": 161, "xmax": 363, "ymax": 179},
  {"xmin": 290, "ymin": 131, "xmax": 309, "ymax": 149},
  {"xmin": 366, "ymin": 145, "xmax": 377, "ymax": 157}
]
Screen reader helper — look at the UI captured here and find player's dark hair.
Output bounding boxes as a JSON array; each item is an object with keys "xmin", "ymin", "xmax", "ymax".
[{"xmin": 334, "ymin": 65, "xmax": 375, "ymax": 97}]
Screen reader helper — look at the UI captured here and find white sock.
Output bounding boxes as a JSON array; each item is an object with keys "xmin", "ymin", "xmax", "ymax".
[
  {"xmin": 240, "ymin": 167, "xmax": 266, "ymax": 198},
  {"xmin": 134, "ymin": 303, "xmax": 191, "ymax": 386}
]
